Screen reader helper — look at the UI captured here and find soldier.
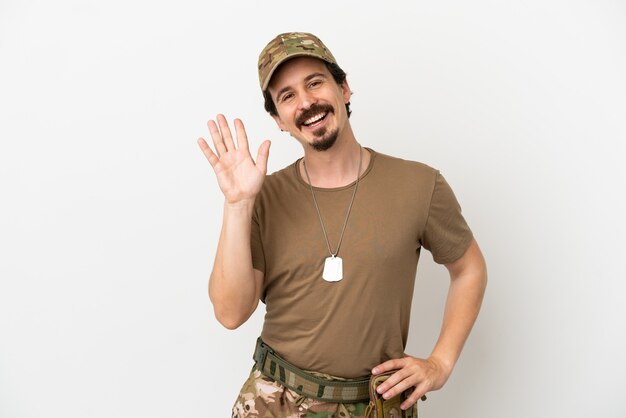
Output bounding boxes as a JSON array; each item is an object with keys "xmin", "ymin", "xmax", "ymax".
[{"xmin": 198, "ymin": 32, "xmax": 487, "ymax": 418}]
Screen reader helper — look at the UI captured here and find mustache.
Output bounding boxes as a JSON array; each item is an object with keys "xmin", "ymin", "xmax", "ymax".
[{"xmin": 296, "ymin": 103, "xmax": 334, "ymax": 128}]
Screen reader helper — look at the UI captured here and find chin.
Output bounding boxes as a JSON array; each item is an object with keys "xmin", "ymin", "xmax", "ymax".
[{"xmin": 309, "ymin": 129, "xmax": 339, "ymax": 152}]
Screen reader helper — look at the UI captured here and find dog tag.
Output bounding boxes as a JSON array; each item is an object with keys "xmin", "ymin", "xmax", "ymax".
[{"xmin": 322, "ymin": 256, "xmax": 343, "ymax": 282}]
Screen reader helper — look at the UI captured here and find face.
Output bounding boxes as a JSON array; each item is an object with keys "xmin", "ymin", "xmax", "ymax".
[{"xmin": 268, "ymin": 57, "xmax": 351, "ymax": 151}]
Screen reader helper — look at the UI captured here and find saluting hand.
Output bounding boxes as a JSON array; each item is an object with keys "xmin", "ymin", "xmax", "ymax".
[{"xmin": 197, "ymin": 114, "xmax": 271, "ymax": 204}]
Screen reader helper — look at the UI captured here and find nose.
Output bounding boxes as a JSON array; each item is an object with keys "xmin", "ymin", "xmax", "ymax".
[{"xmin": 298, "ymin": 90, "xmax": 317, "ymax": 111}]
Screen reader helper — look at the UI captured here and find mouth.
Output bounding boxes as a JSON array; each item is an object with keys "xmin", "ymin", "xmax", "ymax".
[
  {"xmin": 301, "ymin": 111, "xmax": 329, "ymax": 129},
  {"xmin": 297, "ymin": 104, "xmax": 334, "ymax": 131}
]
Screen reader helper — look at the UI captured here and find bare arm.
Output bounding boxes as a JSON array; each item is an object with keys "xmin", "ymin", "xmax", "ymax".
[
  {"xmin": 198, "ymin": 114, "xmax": 270, "ymax": 329},
  {"xmin": 372, "ymin": 238, "xmax": 487, "ymax": 409},
  {"xmin": 430, "ymin": 238, "xmax": 488, "ymax": 375},
  {"xmin": 209, "ymin": 201, "xmax": 265, "ymax": 329}
]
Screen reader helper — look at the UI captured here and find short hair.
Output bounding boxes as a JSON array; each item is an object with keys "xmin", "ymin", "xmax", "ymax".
[{"xmin": 263, "ymin": 61, "xmax": 352, "ymax": 118}]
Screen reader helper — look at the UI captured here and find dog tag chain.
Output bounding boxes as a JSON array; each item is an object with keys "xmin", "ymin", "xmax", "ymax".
[{"xmin": 303, "ymin": 147, "xmax": 362, "ymax": 282}]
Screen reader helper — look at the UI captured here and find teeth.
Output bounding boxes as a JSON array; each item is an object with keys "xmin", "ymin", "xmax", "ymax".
[{"xmin": 303, "ymin": 112, "xmax": 327, "ymax": 126}]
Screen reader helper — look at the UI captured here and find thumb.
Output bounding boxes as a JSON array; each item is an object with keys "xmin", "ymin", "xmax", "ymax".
[{"xmin": 255, "ymin": 140, "xmax": 271, "ymax": 173}]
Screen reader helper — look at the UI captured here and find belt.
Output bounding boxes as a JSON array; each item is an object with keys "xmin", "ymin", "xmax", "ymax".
[{"xmin": 253, "ymin": 337, "xmax": 371, "ymax": 403}]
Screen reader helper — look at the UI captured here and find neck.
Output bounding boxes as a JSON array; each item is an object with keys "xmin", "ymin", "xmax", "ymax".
[{"xmin": 300, "ymin": 124, "xmax": 370, "ymax": 188}]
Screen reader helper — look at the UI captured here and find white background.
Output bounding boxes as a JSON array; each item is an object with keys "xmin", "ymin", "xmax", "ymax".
[{"xmin": 1, "ymin": 0, "xmax": 625, "ymax": 417}]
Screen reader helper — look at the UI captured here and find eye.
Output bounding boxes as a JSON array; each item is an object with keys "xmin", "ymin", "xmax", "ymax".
[
  {"xmin": 280, "ymin": 92, "xmax": 294, "ymax": 103},
  {"xmin": 308, "ymin": 79, "xmax": 322, "ymax": 88}
]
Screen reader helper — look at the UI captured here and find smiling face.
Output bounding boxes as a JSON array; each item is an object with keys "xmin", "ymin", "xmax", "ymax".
[{"xmin": 268, "ymin": 57, "xmax": 351, "ymax": 151}]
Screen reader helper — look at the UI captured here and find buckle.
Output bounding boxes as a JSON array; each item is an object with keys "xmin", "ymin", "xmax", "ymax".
[{"xmin": 253, "ymin": 338, "xmax": 272, "ymax": 369}]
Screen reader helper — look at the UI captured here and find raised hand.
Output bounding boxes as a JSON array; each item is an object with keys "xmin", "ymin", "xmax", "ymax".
[{"xmin": 198, "ymin": 114, "xmax": 271, "ymax": 204}]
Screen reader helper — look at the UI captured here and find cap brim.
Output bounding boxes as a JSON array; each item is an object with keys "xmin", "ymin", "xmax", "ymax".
[{"xmin": 262, "ymin": 52, "xmax": 334, "ymax": 91}]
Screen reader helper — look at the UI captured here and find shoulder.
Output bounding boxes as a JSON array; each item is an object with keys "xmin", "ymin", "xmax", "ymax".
[
  {"xmin": 368, "ymin": 149, "xmax": 440, "ymax": 190},
  {"xmin": 372, "ymin": 149, "xmax": 437, "ymax": 173}
]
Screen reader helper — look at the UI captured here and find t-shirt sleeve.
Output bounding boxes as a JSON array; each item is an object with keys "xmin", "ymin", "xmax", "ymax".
[
  {"xmin": 250, "ymin": 210, "xmax": 266, "ymax": 273},
  {"xmin": 421, "ymin": 171, "xmax": 473, "ymax": 264}
]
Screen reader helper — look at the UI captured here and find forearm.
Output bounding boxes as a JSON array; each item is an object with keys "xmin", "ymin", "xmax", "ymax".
[
  {"xmin": 209, "ymin": 199, "xmax": 259, "ymax": 328},
  {"xmin": 431, "ymin": 245, "xmax": 487, "ymax": 376}
]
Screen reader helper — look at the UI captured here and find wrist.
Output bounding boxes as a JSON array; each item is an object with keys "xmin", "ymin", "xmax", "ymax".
[
  {"xmin": 223, "ymin": 199, "xmax": 256, "ymax": 221},
  {"xmin": 224, "ymin": 198, "xmax": 256, "ymax": 210},
  {"xmin": 428, "ymin": 353, "xmax": 455, "ymax": 379}
]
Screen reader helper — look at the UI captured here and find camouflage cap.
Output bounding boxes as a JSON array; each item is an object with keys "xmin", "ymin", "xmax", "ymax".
[{"xmin": 258, "ymin": 32, "xmax": 337, "ymax": 91}]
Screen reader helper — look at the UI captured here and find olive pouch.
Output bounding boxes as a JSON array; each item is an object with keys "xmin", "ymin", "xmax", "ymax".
[{"xmin": 365, "ymin": 370, "xmax": 424, "ymax": 418}]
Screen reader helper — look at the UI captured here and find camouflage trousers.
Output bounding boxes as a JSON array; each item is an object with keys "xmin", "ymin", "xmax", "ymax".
[{"xmin": 231, "ymin": 365, "xmax": 372, "ymax": 418}]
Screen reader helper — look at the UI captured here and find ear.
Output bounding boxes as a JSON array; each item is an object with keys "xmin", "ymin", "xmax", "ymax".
[
  {"xmin": 271, "ymin": 114, "xmax": 288, "ymax": 132},
  {"xmin": 341, "ymin": 79, "xmax": 352, "ymax": 104}
]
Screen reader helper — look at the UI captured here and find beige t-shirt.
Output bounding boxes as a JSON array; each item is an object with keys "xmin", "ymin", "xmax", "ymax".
[{"xmin": 251, "ymin": 149, "xmax": 473, "ymax": 378}]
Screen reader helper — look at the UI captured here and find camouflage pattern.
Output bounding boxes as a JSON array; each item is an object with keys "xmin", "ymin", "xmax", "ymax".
[
  {"xmin": 258, "ymin": 32, "xmax": 338, "ymax": 91},
  {"xmin": 254, "ymin": 338, "xmax": 370, "ymax": 403},
  {"xmin": 232, "ymin": 366, "xmax": 371, "ymax": 418}
]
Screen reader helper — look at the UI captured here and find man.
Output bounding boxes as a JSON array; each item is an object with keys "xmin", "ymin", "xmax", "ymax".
[{"xmin": 198, "ymin": 32, "xmax": 487, "ymax": 418}]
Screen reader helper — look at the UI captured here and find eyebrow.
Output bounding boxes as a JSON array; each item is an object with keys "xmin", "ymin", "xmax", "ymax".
[{"xmin": 275, "ymin": 72, "xmax": 328, "ymax": 100}]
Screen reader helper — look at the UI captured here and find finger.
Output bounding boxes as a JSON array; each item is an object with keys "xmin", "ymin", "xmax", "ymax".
[
  {"xmin": 378, "ymin": 370, "xmax": 414, "ymax": 399},
  {"xmin": 255, "ymin": 140, "xmax": 271, "ymax": 174},
  {"xmin": 401, "ymin": 383, "xmax": 428, "ymax": 410},
  {"xmin": 216, "ymin": 114, "xmax": 236, "ymax": 151},
  {"xmin": 233, "ymin": 119, "xmax": 250, "ymax": 155},
  {"xmin": 197, "ymin": 138, "xmax": 219, "ymax": 168},
  {"xmin": 372, "ymin": 358, "xmax": 406, "ymax": 375},
  {"xmin": 208, "ymin": 119, "xmax": 227, "ymax": 157}
]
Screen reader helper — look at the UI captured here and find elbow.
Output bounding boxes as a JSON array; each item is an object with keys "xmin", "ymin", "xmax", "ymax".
[
  {"xmin": 480, "ymin": 263, "xmax": 488, "ymax": 291},
  {"xmin": 217, "ymin": 315, "xmax": 244, "ymax": 330},
  {"xmin": 208, "ymin": 272, "xmax": 259, "ymax": 330},
  {"xmin": 212, "ymin": 305, "xmax": 249, "ymax": 330}
]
